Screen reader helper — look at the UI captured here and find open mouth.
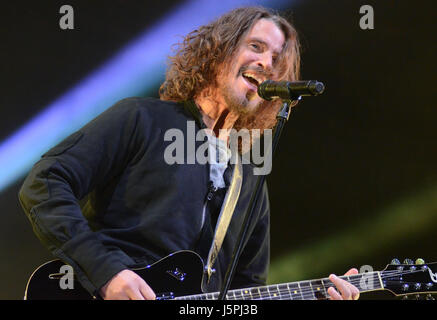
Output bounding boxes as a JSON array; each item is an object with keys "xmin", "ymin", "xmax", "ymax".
[{"xmin": 241, "ymin": 72, "xmax": 262, "ymax": 89}]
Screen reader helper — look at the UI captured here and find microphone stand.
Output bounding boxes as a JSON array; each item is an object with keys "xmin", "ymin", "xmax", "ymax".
[{"xmin": 217, "ymin": 96, "xmax": 300, "ymax": 300}]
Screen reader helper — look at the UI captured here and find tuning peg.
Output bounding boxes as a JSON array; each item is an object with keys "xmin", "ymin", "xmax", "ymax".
[
  {"xmin": 415, "ymin": 258, "xmax": 425, "ymax": 265},
  {"xmin": 401, "ymin": 295, "xmax": 409, "ymax": 300},
  {"xmin": 391, "ymin": 258, "xmax": 400, "ymax": 265},
  {"xmin": 403, "ymin": 258, "xmax": 414, "ymax": 265},
  {"xmin": 425, "ymin": 294, "xmax": 435, "ymax": 300}
]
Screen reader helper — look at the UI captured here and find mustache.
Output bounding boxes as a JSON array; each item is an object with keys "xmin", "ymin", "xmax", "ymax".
[{"xmin": 238, "ymin": 65, "xmax": 274, "ymax": 79}]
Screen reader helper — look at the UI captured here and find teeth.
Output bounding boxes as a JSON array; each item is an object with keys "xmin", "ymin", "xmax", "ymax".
[{"xmin": 242, "ymin": 73, "xmax": 262, "ymax": 85}]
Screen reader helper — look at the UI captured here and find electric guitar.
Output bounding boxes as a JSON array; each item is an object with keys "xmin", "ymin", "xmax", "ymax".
[{"xmin": 24, "ymin": 250, "xmax": 437, "ymax": 300}]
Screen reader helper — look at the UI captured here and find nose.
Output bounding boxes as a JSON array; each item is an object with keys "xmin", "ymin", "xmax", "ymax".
[{"xmin": 256, "ymin": 52, "xmax": 273, "ymax": 72}]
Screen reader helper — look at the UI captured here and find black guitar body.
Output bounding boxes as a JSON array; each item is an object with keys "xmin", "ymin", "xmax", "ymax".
[{"xmin": 25, "ymin": 250, "xmax": 205, "ymax": 300}]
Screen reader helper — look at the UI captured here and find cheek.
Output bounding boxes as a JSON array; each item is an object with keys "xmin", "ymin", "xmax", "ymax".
[{"xmin": 236, "ymin": 50, "xmax": 258, "ymax": 71}]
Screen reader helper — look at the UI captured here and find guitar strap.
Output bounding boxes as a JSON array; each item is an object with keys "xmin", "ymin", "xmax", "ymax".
[{"xmin": 204, "ymin": 152, "xmax": 243, "ymax": 283}]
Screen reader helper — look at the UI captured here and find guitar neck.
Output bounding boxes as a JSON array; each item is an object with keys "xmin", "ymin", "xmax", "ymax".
[{"xmin": 175, "ymin": 271, "xmax": 384, "ymax": 300}]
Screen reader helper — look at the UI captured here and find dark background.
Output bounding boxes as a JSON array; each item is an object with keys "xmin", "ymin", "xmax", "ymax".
[{"xmin": 1, "ymin": 0, "xmax": 436, "ymax": 300}]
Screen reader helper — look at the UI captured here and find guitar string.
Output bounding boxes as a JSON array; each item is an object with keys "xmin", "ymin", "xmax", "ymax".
[
  {"xmin": 175, "ymin": 268, "xmax": 433, "ymax": 300},
  {"xmin": 177, "ymin": 271, "xmax": 431, "ymax": 300},
  {"xmin": 246, "ymin": 268, "xmax": 434, "ymax": 299},
  {"xmin": 232, "ymin": 277, "xmax": 433, "ymax": 301},
  {"xmin": 180, "ymin": 279, "xmax": 423, "ymax": 301},
  {"xmin": 182, "ymin": 278, "xmax": 368, "ymax": 300},
  {"xmin": 177, "ymin": 268, "xmax": 433, "ymax": 300},
  {"xmin": 175, "ymin": 277, "xmax": 375, "ymax": 300},
  {"xmin": 178, "ymin": 280, "xmax": 430, "ymax": 301}
]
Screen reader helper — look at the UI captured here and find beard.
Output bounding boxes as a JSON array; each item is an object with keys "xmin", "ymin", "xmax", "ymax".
[
  {"xmin": 219, "ymin": 62, "xmax": 275, "ymax": 117},
  {"xmin": 213, "ymin": 63, "xmax": 282, "ymax": 152},
  {"xmin": 219, "ymin": 80, "xmax": 281, "ymax": 154},
  {"xmin": 220, "ymin": 80, "xmax": 261, "ymax": 117}
]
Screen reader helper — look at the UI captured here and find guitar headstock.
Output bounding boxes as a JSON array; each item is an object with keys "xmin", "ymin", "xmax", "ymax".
[{"xmin": 382, "ymin": 258, "xmax": 437, "ymax": 299}]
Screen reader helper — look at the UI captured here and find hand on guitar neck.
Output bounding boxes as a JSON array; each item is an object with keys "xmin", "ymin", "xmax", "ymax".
[
  {"xmin": 327, "ymin": 268, "xmax": 360, "ymax": 300},
  {"xmin": 100, "ymin": 269, "xmax": 156, "ymax": 300}
]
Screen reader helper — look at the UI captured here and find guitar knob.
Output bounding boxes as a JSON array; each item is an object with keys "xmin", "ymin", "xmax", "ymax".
[
  {"xmin": 415, "ymin": 258, "xmax": 425, "ymax": 265},
  {"xmin": 403, "ymin": 258, "xmax": 414, "ymax": 265},
  {"xmin": 390, "ymin": 258, "xmax": 400, "ymax": 265}
]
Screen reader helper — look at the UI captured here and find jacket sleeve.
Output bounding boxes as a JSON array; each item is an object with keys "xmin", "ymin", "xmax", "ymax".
[
  {"xmin": 231, "ymin": 182, "xmax": 270, "ymax": 289},
  {"xmin": 18, "ymin": 98, "xmax": 147, "ymax": 296}
]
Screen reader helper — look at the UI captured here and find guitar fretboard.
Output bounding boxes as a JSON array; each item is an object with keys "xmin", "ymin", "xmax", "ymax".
[{"xmin": 174, "ymin": 272, "xmax": 383, "ymax": 300}]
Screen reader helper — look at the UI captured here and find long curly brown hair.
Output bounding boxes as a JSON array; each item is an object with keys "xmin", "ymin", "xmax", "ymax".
[{"xmin": 159, "ymin": 6, "xmax": 301, "ymax": 135}]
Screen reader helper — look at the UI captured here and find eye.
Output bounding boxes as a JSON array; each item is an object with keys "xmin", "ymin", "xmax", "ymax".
[{"xmin": 249, "ymin": 43, "xmax": 261, "ymax": 51}]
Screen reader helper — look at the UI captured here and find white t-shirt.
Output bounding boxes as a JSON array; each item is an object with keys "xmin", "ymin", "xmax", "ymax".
[{"xmin": 206, "ymin": 133, "xmax": 231, "ymax": 189}]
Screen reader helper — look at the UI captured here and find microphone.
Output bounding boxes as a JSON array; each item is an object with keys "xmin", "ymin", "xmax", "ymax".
[{"xmin": 257, "ymin": 80, "xmax": 325, "ymax": 101}]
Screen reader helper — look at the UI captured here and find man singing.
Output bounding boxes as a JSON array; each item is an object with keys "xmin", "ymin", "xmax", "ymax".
[{"xmin": 19, "ymin": 6, "xmax": 359, "ymax": 300}]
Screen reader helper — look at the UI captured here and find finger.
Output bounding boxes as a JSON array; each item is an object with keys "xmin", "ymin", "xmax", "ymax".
[
  {"xmin": 104, "ymin": 291, "xmax": 131, "ymax": 300},
  {"xmin": 129, "ymin": 291, "xmax": 146, "ymax": 300},
  {"xmin": 342, "ymin": 269, "xmax": 360, "ymax": 300},
  {"xmin": 351, "ymin": 285, "xmax": 360, "ymax": 300},
  {"xmin": 327, "ymin": 286, "xmax": 342, "ymax": 300},
  {"xmin": 126, "ymin": 287, "xmax": 145, "ymax": 300},
  {"xmin": 344, "ymin": 268, "xmax": 359, "ymax": 276},
  {"xmin": 139, "ymin": 282, "xmax": 156, "ymax": 300},
  {"xmin": 101, "ymin": 287, "xmax": 131, "ymax": 300},
  {"xmin": 329, "ymin": 274, "xmax": 352, "ymax": 300}
]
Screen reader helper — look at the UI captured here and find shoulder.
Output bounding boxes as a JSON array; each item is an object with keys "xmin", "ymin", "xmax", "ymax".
[
  {"xmin": 113, "ymin": 97, "xmax": 181, "ymax": 112},
  {"xmin": 107, "ymin": 97, "xmax": 188, "ymax": 123}
]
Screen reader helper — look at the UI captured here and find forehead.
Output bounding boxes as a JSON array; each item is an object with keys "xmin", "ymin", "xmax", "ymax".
[{"xmin": 245, "ymin": 18, "xmax": 285, "ymax": 54}]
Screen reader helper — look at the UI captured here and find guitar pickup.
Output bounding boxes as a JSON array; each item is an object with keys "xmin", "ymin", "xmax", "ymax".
[{"xmin": 166, "ymin": 268, "xmax": 186, "ymax": 281}]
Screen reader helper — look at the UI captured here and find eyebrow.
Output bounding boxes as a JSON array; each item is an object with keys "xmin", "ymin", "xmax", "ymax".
[{"xmin": 248, "ymin": 37, "xmax": 282, "ymax": 56}]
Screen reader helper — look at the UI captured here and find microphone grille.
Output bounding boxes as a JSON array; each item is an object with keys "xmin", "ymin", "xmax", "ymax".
[{"xmin": 312, "ymin": 81, "xmax": 325, "ymax": 95}]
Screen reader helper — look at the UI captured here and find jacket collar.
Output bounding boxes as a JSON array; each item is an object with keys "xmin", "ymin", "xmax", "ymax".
[{"xmin": 182, "ymin": 100, "xmax": 207, "ymax": 130}]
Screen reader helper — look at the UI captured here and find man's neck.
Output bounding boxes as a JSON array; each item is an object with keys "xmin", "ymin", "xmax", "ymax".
[{"xmin": 194, "ymin": 95, "xmax": 239, "ymax": 140}]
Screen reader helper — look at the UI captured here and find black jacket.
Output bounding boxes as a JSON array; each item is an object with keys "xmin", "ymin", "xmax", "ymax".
[{"xmin": 18, "ymin": 97, "xmax": 270, "ymax": 297}]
